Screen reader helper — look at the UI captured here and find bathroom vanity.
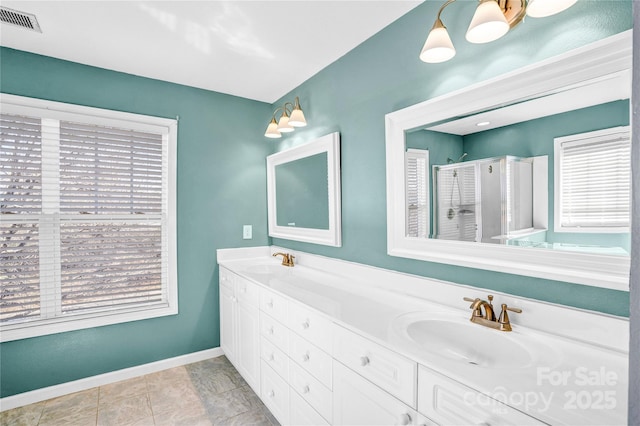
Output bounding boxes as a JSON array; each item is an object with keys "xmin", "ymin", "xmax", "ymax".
[{"xmin": 217, "ymin": 246, "xmax": 628, "ymax": 426}]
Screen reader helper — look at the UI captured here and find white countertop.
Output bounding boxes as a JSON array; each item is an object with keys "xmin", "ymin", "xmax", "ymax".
[{"xmin": 218, "ymin": 248, "xmax": 629, "ymax": 425}]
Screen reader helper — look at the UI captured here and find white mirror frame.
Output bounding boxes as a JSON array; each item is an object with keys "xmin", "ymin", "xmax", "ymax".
[
  {"xmin": 267, "ymin": 132, "xmax": 342, "ymax": 247},
  {"xmin": 385, "ymin": 31, "xmax": 631, "ymax": 291}
]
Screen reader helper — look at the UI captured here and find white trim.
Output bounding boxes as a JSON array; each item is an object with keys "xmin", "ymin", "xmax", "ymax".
[
  {"xmin": 385, "ymin": 31, "xmax": 632, "ymax": 291},
  {"xmin": 0, "ymin": 347, "xmax": 224, "ymax": 412},
  {"xmin": 266, "ymin": 132, "xmax": 342, "ymax": 247}
]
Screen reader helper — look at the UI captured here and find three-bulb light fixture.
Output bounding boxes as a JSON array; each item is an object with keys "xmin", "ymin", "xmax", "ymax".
[
  {"xmin": 419, "ymin": 0, "xmax": 578, "ymax": 63},
  {"xmin": 264, "ymin": 96, "xmax": 307, "ymax": 138}
]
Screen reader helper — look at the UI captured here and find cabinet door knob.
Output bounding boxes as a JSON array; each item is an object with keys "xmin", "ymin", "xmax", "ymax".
[
  {"xmin": 267, "ymin": 390, "xmax": 275, "ymax": 398},
  {"xmin": 240, "ymin": 287, "xmax": 246, "ymax": 293},
  {"xmin": 360, "ymin": 356, "xmax": 370, "ymax": 366},
  {"xmin": 301, "ymin": 353, "xmax": 310, "ymax": 362},
  {"xmin": 267, "ymin": 300, "xmax": 274, "ymax": 308},
  {"xmin": 301, "ymin": 320, "xmax": 310, "ymax": 329},
  {"xmin": 398, "ymin": 413, "xmax": 412, "ymax": 425},
  {"xmin": 268, "ymin": 326, "xmax": 274, "ymax": 335},
  {"xmin": 302, "ymin": 385, "xmax": 310, "ymax": 394},
  {"xmin": 269, "ymin": 353, "xmax": 275, "ymax": 361}
]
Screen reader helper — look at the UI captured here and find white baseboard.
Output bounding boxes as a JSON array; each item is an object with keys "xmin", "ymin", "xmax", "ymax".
[{"xmin": 0, "ymin": 347, "xmax": 224, "ymax": 412}]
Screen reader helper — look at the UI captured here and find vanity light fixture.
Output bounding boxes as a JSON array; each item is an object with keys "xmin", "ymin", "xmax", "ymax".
[
  {"xmin": 419, "ymin": 0, "xmax": 578, "ymax": 63},
  {"xmin": 476, "ymin": 121, "xmax": 491, "ymax": 127},
  {"xmin": 264, "ymin": 96, "xmax": 307, "ymax": 139}
]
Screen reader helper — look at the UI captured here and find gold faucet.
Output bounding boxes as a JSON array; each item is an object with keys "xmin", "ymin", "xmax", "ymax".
[
  {"xmin": 272, "ymin": 252, "xmax": 295, "ymax": 267},
  {"xmin": 463, "ymin": 294, "xmax": 522, "ymax": 332}
]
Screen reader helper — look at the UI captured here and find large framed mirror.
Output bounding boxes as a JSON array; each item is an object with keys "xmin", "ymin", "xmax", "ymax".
[
  {"xmin": 267, "ymin": 132, "xmax": 342, "ymax": 246},
  {"xmin": 385, "ymin": 31, "xmax": 631, "ymax": 291}
]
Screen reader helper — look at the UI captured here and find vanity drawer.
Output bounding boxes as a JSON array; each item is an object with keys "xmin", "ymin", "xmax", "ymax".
[
  {"xmin": 290, "ymin": 388, "xmax": 330, "ymax": 426},
  {"xmin": 417, "ymin": 365, "xmax": 544, "ymax": 425},
  {"xmin": 219, "ymin": 267, "xmax": 234, "ymax": 290},
  {"xmin": 333, "ymin": 324, "xmax": 417, "ymax": 407},
  {"xmin": 261, "ymin": 361, "xmax": 290, "ymax": 425},
  {"xmin": 289, "ymin": 331, "xmax": 332, "ymax": 388},
  {"xmin": 290, "ymin": 360, "xmax": 333, "ymax": 423},
  {"xmin": 288, "ymin": 302, "xmax": 333, "ymax": 352},
  {"xmin": 261, "ymin": 336, "xmax": 289, "ymax": 380},
  {"xmin": 260, "ymin": 287, "xmax": 289, "ymax": 324},
  {"xmin": 236, "ymin": 276, "xmax": 259, "ymax": 307},
  {"xmin": 260, "ymin": 312, "xmax": 289, "ymax": 349}
]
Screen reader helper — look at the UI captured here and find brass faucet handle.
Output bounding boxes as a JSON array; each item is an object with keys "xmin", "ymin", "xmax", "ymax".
[{"xmin": 498, "ymin": 303, "xmax": 522, "ymax": 331}]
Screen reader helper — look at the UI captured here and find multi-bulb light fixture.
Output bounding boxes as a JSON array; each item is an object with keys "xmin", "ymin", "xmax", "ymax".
[
  {"xmin": 264, "ymin": 96, "xmax": 307, "ymax": 138},
  {"xmin": 419, "ymin": 0, "xmax": 578, "ymax": 63}
]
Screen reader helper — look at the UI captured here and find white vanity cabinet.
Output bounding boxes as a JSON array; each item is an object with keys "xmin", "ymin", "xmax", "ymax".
[
  {"xmin": 417, "ymin": 366, "xmax": 545, "ymax": 426},
  {"xmin": 219, "ymin": 267, "xmax": 261, "ymax": 394},
  {"xmin": 259, "ymin": 286, "xmax": 334, "ymax": 425}
]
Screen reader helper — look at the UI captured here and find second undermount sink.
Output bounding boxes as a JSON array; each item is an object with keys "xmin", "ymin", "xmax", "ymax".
[{"xmin": 392, "ymin": 312, "xmax": 554, "ymax": 369}]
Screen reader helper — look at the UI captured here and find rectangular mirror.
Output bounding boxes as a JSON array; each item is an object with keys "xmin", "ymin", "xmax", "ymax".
[
  {"xmin": 267, "ymin": 132, "xmax": 341, "ymax": 246},
  {"xmin": 385, "ymin": 31, "xmax": 631, "ymax": 291}
]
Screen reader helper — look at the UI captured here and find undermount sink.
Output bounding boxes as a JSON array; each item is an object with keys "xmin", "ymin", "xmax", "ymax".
[{"xmin": 392, "ymin": 312, "xmax": 553, "ymax": 369}]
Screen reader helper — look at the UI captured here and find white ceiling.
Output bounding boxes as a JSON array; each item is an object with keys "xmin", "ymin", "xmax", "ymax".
[{"xmin": 0, "ymin": 1, "xmax": 422, "ymax": 103}]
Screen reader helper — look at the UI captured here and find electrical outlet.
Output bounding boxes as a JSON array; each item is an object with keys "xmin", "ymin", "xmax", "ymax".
[{"xmin": 243, "ymin": 225, "xmax": 252, "ymax": 240}]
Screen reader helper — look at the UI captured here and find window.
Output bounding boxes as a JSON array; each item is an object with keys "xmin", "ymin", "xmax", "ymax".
[
  {"xmin": 1, "ymin": 94, "xmax": 177, "ymax": 342},
  {"xmin": 554, "ymin": 126, "xmax": 630, "ymax": 233},
  {"xmin": 405, "ymin": 149, "xmax": 430, "ymax": 238}
]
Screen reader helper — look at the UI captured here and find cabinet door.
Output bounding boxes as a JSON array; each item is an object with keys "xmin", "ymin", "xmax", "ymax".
[
  {"xmin": 220, "ymin": 282, "xmax": 237, "ymax": 364},
  {"xmin": 333, "ymin": 361, "xmax": 418, "ymax": 426},
  {"xmin": 237, "ymin": 299, "xmax": 261, "ymax": 394}
]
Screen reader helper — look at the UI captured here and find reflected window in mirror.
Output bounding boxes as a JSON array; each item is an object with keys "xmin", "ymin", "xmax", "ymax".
[
  {"xmin": 554, "ymin": 127, "xmax": 631, "ymax": 247},
  {"xmin": 405, "ymin": 149, "xmax": 430, "ymax": 238}
]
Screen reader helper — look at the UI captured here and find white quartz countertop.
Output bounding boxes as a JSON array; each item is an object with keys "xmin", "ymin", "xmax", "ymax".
[{"xmin": 218, "ymin": 253, "xmax": 628, "ymax": 425}]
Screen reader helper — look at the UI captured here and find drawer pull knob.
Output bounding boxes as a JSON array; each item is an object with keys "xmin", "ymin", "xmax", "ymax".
[
  {"xmin": 301, "ymin": 320, "xmax": 310, "ymax": 329},
  {"xmin": 301, "ymin": 353, "xmax": 310, "ymax": 362},
  {"xmin": 269, "ymin": 353, "xmax": 275, "ymax": 361},
  {"xmin": 267, "ymin": 300, "xmax": 274, "ymax": 308},
  {"xmin": 268, "ymin": 326, "xmax": 274, "ymax": 335},
  {"xmin": 267, "ymin": 390, "xmax": 275, "ymax": 398},
  {"xmin": 398, "ymin": 413, "xmax": 412, "ymax": 426},
  {"xmin": 360, "ymin": 356, "xmax": 370, "ymax": 366},
  {"xmin": 302, "ymin": 385, "xmax": 310, "ymax": 394}
]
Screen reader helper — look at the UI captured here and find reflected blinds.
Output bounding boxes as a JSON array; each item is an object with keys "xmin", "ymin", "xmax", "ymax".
[
  {"xmin": 405, "ymin": 149, "xmax": 429, "ymax": 238},
  {"xmin": 1, "ymin": 112, "xmax": 169, "ymax": 327},
  {"xmin": 557, "ymin": 128, "xmax": 630, "ymax": 229}
]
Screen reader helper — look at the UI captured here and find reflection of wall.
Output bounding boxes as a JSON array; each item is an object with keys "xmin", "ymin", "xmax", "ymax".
[
  {"xmin": 275, "ymin": 152, "xmax": 329, "ymax": 229},
  {"xmin": 463, "ymin": 101, "xmax": 630, "ymax": 251},
  {"xmin": 269, "ymin": 1, "xmax": 631, "ymax": 319}
]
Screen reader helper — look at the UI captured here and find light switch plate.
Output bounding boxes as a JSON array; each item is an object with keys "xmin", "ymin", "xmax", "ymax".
[{"xmin": 243, "ymin": 225, "xmax": 252, "ymax": 239}]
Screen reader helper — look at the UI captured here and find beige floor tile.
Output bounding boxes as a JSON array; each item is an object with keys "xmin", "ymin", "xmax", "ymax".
[
  {"xmin": 38, "ymin": 407, "xmax": 97, "ymax": 426},
  {"xmin": 97, "ymin": 393, "xmax": 153, "ymax": 426},
  {"xmin": 148, "ymin": 381, "xmax": 204, "ymax": 416},
  {"xmin": 99, "ymin": 376, "xmax": 148, "ymax": 404},
  {"xmin": 145, "ymin": 366, "xmax": 190, "ymax": 390},
  {"xmin": 0, "ymin": 401, "xmax": 45, "ymax": 426},
  {"xmin": 153, "ymin": 410, "xmax": 213, "ymax": 426},
  {"xmin": 40, "ymin": 388, "xmax": 99, "ymax": 423}
]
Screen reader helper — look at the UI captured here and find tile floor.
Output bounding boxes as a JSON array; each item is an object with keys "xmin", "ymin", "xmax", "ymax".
[{"xmin": 1, "ymin": 356, "xmax": 279, "ymax": 426}]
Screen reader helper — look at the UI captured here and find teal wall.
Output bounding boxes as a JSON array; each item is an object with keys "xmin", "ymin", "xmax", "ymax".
[
  {"xmin": 0, "ymin": 0, "xmax": 633, "ymax": 399},
  {"xmin": 270, "ymin": 1, "xmax": 632, "ymax": 316},
  {"xmin": 0, "ymin": 47, "xmax": 271, "ymax": 397}
]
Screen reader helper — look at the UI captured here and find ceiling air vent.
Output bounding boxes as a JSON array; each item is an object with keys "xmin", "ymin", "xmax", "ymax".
[{"xmin": 0, "ymin": 6, "xmax": 42, "ymax": 33}]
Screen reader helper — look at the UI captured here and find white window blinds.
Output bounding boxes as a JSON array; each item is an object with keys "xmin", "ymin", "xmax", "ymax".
[
  {"xmin": 1, "ymin": 95, "xmax": 177, "ymax": 342},
  {"xmin": 405, "ymin": 149, "xmax": 429, "ymax": 238},
  {"xmin": 554, "ymin": 126, "xmax": 631, "ymax": 232}
]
